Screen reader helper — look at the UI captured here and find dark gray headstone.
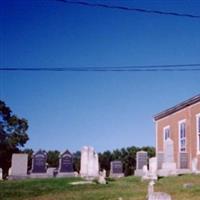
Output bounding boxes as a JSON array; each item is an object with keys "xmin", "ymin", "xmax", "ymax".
[
  {"xmin": 59, "ymin": 150, "xmax": 74, "ymax": 173},
  {"xmin": 32, "ymin": 150, "xmax": 47, "ymax": 173},
  {"xmin": 180, "ymin": 153, "xmax": 188, "ymax": 169},
  {"xmin": 111, "ymin": 161, "xmax": 123, "ymax": 174},
  {"xmin": 136, "ymin": 151, "xmax": 148, "ymax": 170}
]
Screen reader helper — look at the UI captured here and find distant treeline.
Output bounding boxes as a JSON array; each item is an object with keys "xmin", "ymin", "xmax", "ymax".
[{"xmin": 22, "ymin": 146, "xmax": 155, "ymax": 176}]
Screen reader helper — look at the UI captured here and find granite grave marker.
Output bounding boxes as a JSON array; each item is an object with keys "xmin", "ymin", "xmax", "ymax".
[
  {"xmin": 135, "ymin": 151, "xmax": 148, "ymax": 176},
  {"xmin": 9, "ymin": 153, "xmax": 28, "ymax": 179},
  {"xmin": 32, "ymin": 150, "xmax": 47, "ymax": 173},
  {"xmin": 110, "ymin": 160, "xmax": 124, "ymax": 178}
]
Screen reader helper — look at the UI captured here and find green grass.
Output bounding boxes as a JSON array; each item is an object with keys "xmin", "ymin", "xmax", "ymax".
[{"xmin": 1, "ymin": 175, "xmax": 200, "ymax": 200}]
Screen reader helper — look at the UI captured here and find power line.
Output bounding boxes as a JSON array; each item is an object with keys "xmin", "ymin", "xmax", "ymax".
[
  {"xmin": 56, "ymin": 0, "xmax": 200, "ymax": 19},
  {"xmin": 1, "ymin": 64, "xmax": 200, "ymax": 72}
]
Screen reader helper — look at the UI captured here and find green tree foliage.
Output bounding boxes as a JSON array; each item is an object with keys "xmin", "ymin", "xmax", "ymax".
[
  {"xmin": 0, "ymin": 100, "xmax": 29, "ymax": 178},
  {"xmin": 47, "ymin": 150, "xmax": 60, "ymax": 168},
  {"xmin": 73, "ymin": 151, "xmax": 81, "ymax": 172}
]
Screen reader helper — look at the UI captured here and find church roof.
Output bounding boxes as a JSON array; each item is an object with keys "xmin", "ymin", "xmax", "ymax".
[{"xmin": 154, "ymin": 94, "xmax": 200, "ymax": 121}]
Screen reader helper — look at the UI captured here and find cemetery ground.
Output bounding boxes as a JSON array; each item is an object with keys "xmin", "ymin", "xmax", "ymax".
[{"xmin": 1, "ymin": 175, "xmax": 200, "ymax": 200}]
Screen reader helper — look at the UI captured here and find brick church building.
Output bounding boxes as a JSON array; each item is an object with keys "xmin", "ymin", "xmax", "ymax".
[{"xmin": 154, "ymin": 94, "xmax": 200, "ymax": 172}]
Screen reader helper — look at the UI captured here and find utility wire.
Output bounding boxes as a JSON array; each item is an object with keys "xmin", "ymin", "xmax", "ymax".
[
  {"xmin": 56, "ymin": 0, "xmax": 200, "ymax": 19},
  {"xmin": 1, "ymin": 64, "xmax": 200, "ymax": 72}
]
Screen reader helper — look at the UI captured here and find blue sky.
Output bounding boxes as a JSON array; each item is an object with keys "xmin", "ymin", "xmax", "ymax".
[{"xmin": 1, "ymin": 0, "xmax": 200, "ymax": 153}]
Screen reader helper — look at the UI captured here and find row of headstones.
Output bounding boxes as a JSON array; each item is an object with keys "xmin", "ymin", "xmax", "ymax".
[
  {"xmin": 135, "ymin": 138, "xmax": 182, "ymax": 179},
  {"xmin": 8, "ymin": 150, "xmax": 75, "ymax": 179},
  {"xmin": 6, "ymin": 148, "xmax": 124, "ymax": 180},
  {"xmin": 5, "ymin": 144, "xmax": 180, "ymax": 180},
  {"xmin": 135, "ymin": 150, "xmax": 158, "ymax": 180},
  {"xmin": 135, "ymin": 139, "xmax": 177, "ymax": 179}
]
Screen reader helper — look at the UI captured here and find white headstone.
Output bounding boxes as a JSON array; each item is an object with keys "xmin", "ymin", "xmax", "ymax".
[
  {"xmin": 192, "ymin": 158, "xmax": 198, "ymax": 173},
  {"xmin": 10, "ymin": 154, "xmax": 28, "ymax": 177},
  {"xmin": 142, "ymin": 165, "xmax": 150, "ymax": 180},
  {"xmin": 98, "ymin": 170, "xmax": 106, "ymax": 184},
  {"xmin": 80, "ymin": 146, "xmax": 99, "ymax": 178},
  {"xmin": 149, "ymin": 157, "xmax": 158, "ymax": 180},
  {"xmin": 80, "ymin": 146, "xmax": 88, "ymax": 177},
  {"xmin": 47, "ymin": 167, "xmax": 56, "ymax": 177},
  {"xmin": 8, "ymin": 168, "xmax": 11, "ymax": 176},
  {"xmin": 164, "ymin": 138, "xmax": 174, "ymax": 163},
  {"xmin": 0, "ymin": 168, "xmax": 2, "ymax": 180},
  {"xmin": 159, "ymin": 138, "xmax": 176, "ymax": 176},
  {"xmin": 88, "ymin": 147, "xmax": 95, "ymax": 176}
]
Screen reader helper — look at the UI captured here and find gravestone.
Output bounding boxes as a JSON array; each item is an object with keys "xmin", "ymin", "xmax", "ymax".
[
  {"xmin": 8, "ymin": 168, "xmax": 11, "ymax": 176},
  {"xmin": 9, "ymin": 153, "xmax": 28, "ymax": 179},
  {"xmin": 80, "ymin": 146, "xmax": 99, "ymax": 179},
  {"xmin": 110, "ymin": 160, "xmax": 124, "ymax": 178},
  {"xmin": 135, "ymin": 151, "xmax": 148, "ymax": 176},
  {"xmin": 164, "ymin": 138, "xmax": 174, "ymax": 163},
  {"xmin": 158, "ymin": 138, "xmax": 177, "ymax": 176},
  {"xmin": 47, "ymin": 167, "xmax": 57, "ymax": 177},
  {"xmin": 192, "ymin": 158, "xmax": 198, "ymax": 173},
  {"xmin": 57, "ymin": 150, "xmax": 74, "ymax": 177},
  {"xmin": 142, "ymin": 165, "xmax": 150, "ymax": 180},
  {"xmin": 98, "ymin": 169, "xmax": 106, "ymax": 184},
  {"xmin": 30, "ymin": 150, "xmax": 48, "ymax": 178},
  {"xmin": 0, "ymin": 168, "xmax": 2, "ymax": 180},
  {"xmin": 149, "ymin": 157, "xmax": 158, "ymax": 180}
]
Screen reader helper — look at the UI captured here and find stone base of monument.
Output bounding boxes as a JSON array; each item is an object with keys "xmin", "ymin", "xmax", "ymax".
[
  {"xmin": 83, "ymin": 176, "xmax": 99, "ymax": 181},
  {"xmin": 176, "ymin": 169, "xmax": 192, "ymax": 175},
  {"xmin": 47, "ymin": 168, "xmax": 57, "ymax": 177},
  {"xmin": 8, "ymin": 175, "xmax": 29, "ymax": 180},
  {"xmin": 142, "ymin": 174, "xmax": 158, "ymax": 181},
  {"xmin": 134, "ymin": 169, "xmax": 144, "ymax": 177},
  {"xmin": 109, "ymin": 173, "xmax": 124, "ymax": 178},
  {"xmin": 29, "ymin": 173, "xmax": 49, "ymax": 179},
  {"xmin": 56, "ymin": 172, "xmax": 75, "ymax": 177},
  {"xmin": 158, "ymin": 162, "xmax": 177, "ymax": 177}
]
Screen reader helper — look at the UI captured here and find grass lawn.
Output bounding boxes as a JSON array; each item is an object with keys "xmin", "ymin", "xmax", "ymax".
[{"xmin": 1, "ymin": 175, "xmax": 200, "ymax": 200}]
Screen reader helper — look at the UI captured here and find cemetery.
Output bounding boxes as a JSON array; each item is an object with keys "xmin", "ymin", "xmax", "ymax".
[
  {"xmin": 1, "ymin": 143, "xmax": 200, "ymax": 200},
  {"xmin": 1, "ymin": 95, "xmax": 200, "ymax": 199}
]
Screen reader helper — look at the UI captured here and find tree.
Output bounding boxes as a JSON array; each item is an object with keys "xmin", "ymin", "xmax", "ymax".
[
  {"xmin": 73, "ymin": 151, "xmax": 81, "ymax": 172},
  {"xmin": 0, "ymin": 100, "xmax": 29, "ymax": 178},
  {"xmin": 47, "ymin": 150, "xmax": 60, "ymax": 167},
  {"xmin": 140, "ymin": 146, "xmax": 155, "ymax": 158}
]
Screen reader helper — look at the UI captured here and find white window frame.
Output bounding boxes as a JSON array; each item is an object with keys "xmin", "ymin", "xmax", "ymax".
[
  {"xmin": 163, "ymin": 125, "xmax": 170, "ymax": 144},
  {"xmin": 196, "ymin": 113, "xmax": 200, "ymax": 155},
  {"xmin": 178, "ymin": 119, "xmax": 186, "ymax": 153}
]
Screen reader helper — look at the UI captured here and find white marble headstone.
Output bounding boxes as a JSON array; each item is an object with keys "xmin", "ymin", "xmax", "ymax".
[
  {"xmin": 192, "ymin": 158, "xmax": 198, "ymax": 173},
  {"xmin": 164, "ymin": 138, "xmax": 174, "ymax": 163},
  {"xmin": 80, "ymin": 146, "xmax": 99, "ymax": 178},
  {"xmin": 142, "ymin": 165, "xmax": 149, "ymax": 180},
  {"xmin": 0, "ymin": 168, "xmax": 2, "ymax": 180},
  {"xmin": 10, "ymin": 154, "xmax": 28, "ymax": 177},
  {"xmin": 149, "ymin": 157, "xmax": 158, "ymax": 180},
  {"xmin": 159, "ymin": 138, "xmax": 176, "ymax": 176}
]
